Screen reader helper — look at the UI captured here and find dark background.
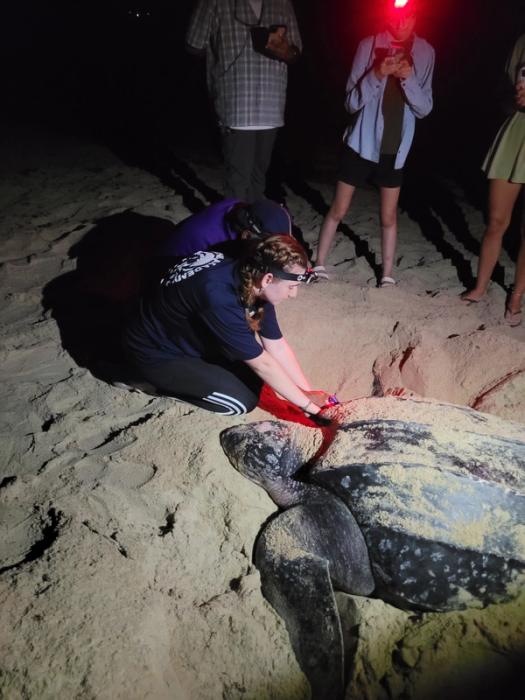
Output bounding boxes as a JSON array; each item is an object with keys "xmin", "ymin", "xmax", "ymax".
[{"xmin": 2, "ymin": 0, "xmax": 524, "ymax": 198}]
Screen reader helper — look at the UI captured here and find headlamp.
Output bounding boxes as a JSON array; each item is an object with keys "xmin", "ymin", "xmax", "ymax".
[
  {"xmin": 387, "ymin": 0, "xmax": 416, "ymax": 17},
  {"xmin": 266, "ymin": 266, "xmax": 319, "ymax": 284}
]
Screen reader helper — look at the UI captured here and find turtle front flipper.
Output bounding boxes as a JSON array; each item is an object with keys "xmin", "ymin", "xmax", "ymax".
[
  {"xmin": 220, "ymin": 421, "xmax": 325, "ymax": 507},
  {"xmin": 256, "ymin": 495, "xmax": 375, "ymax": 700}
]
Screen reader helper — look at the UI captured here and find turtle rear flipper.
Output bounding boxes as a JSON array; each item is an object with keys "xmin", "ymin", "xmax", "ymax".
[{"xmin": 256, "ymin": 496, "xmax": 374, "ymax": 700}]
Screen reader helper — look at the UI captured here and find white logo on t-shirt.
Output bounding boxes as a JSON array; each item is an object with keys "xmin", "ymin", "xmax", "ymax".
[{"xmin": 161, "ymin": 251, "xmax": 224, "ymax": 286}]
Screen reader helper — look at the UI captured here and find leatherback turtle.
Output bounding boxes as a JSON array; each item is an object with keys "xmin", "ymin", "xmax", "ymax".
[{"xmin": 220, "ymin": 397, "xmax": 525, "ymax": 699}]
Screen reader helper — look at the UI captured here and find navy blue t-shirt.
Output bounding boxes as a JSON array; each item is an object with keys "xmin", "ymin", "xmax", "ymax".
[{"xmin": 125, "ymin": 252, "xmax": 282, "ymax": 364}]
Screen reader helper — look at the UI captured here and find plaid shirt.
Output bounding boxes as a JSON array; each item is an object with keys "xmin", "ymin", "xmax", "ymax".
[{"xmin": 186, "ymin": 0, "xmax": 302, "ymax": 128}]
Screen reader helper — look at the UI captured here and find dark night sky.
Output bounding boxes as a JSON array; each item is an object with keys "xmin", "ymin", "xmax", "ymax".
[{"xmin": 2, "ymin": 0, "xmax": 525, "ymax": 185}]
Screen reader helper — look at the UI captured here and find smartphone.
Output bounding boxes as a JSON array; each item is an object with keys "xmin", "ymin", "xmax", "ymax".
[
  {"xmin": 251, "ymin": 25, "xmax": 287, "ymax": 59},
  {"xmin": 268, "ymin": 24, "xmax": 287, "ymax": 34},
  {"xmin": 376, "ymin": 46, "xmax": 403, "ymax": 63},
  {"xmin": 388, "ymin": 41, "xmax": 405, "ymax": 57}
]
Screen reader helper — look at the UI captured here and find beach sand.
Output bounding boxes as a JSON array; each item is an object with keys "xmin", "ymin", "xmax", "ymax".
[{"xmin": 1, "ymin": 126, "xmax": 524, "ymax": 699}]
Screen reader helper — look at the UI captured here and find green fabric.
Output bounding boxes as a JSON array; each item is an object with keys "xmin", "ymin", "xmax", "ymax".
[
  {"xmin": 483, "ymin": 112, "xmax": 525, "ymax": 183},
  {"xmin": 483, "ymin": 34, "xmax": 525, "ymax": 182}
]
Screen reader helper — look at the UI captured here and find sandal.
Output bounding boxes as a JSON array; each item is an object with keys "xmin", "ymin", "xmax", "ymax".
[
  {"xmin": 312, "ymin": 265, "xmax": 330, "ymax": 280},
  {"xmin": 380, "ymin": 276, "xmax": 397, "ymax": 288},
  {"xmin": 460, "ymin": 291, "xmax": 482, "ymax": 305},
  {"xmin": 504, "ymin": 307, "xmax": 522, "ymax": 327}
]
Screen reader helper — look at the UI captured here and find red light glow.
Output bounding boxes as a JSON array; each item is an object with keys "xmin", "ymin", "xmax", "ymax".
[{"xmin": 394, "ymin": 0, "xmax": 410, "ymax": 7}]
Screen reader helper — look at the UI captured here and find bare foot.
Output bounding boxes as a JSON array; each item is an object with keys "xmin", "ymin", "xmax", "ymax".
[{"xmin": 460, "ymin": 289, "xmax": 485, "ymax": 304}]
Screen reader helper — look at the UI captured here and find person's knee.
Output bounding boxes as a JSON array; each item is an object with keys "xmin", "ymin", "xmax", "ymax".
[
  {"xmin": 243, "ymin": 392, "xmax": 259, "ymax": 413},
  {"xmin": 380, "ymin": 214, "xmax": 397, "ymax": 229},
  {"xmin": 211, "ymin": 388, "xmax": 259, "ymax": 415},
  {"xmin": 329, "ymin": 202, "xmax": 349, "ymax": 223},
  {"xmin": 223, "ymin": 395, "xmax": 257, "ymax": 415},
  {"xmin": 487, "ymin": 213, "xmax": 511, "ymax": 236}
]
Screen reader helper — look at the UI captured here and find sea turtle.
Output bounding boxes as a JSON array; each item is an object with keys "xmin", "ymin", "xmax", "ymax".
[{"xmin": 220, "ymin": 397, "xmax": 525, "ymax": 699}]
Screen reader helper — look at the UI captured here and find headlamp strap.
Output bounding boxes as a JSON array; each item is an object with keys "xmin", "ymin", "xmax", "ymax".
[{"xmin": 266, "ymin": 265, "xmax": 318, "ymax": 284}]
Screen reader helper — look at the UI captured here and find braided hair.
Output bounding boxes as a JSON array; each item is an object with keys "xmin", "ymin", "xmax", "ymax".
[{"xmin": 239, "ymin": 235, "xmax": 308, "ymax": 331}]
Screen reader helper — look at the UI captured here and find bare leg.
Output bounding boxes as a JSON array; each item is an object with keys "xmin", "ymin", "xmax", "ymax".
[
  {"xmin": 315, "ymin": 181, "xmax": 356, "ymax": 267},
  {"xmin": 379, "ymin": 186, "xmax": 401, "ymax": 280},
  {"xmin": 506, "ymin": 214, "xmax": 525, "ymax": 323},
  {"xmin": 462, "ymin": 179, "xmax": 522, "ymax": 302}
]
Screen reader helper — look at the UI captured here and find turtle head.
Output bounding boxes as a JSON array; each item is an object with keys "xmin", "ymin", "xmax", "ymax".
[{"xmin": 220, "ymin": 421, "xmax": 323, "ymax": 507}]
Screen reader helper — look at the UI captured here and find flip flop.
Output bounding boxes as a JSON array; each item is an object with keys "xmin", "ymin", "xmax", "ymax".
[
  {"xmin": 312, "ymin": 265, "xmax": 330, "ymax": 280},
  {"xmin": 459, "ymin": 292, "xmax": 481, "ymax": 305},
  {"xmin": 385, "ymin": 387, "xmax": 407, "ymax": 397},
  {"xmin": 380, "ymin": 276, "xmax": 397, "ymax": 288},
  {"xmin": 504, "ymin": 307, "xmax": 522, "ymax": 327}
]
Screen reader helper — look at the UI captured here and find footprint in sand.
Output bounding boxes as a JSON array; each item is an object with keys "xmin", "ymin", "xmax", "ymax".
[
  {"xmin": 72, "ymin": 455, "xmax": 157, "ymax": 490},
  {"xmin": 0, "ymin": 504, "xmax": 62, "ymax": 573}
]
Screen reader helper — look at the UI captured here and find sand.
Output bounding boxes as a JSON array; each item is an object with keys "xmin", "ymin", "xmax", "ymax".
[{"xmin": 1, "ymin": 126, "xmax": 524, "ymax": 699}]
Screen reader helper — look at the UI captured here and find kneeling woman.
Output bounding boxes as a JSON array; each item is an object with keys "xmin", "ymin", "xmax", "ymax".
[{"xmin": 124, "ymin": 235, "xmax": 330, "ymax": 417}]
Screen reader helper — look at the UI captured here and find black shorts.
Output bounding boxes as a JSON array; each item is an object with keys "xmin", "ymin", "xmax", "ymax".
[{"xmin": 337, "ymin": 145, "xmax": 403, "ymax": 188}]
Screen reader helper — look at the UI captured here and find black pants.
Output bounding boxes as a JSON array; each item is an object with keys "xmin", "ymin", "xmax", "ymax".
[
  {"xmin": 133, "ymin": 356, "xmax": 262, "ymax": 415},
  {"xmin": 221, "ymin": 127, "xmax": 278, "ymax": 201}
]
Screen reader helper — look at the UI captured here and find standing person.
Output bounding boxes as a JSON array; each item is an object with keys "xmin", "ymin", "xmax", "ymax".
[
  {"xmin": 313, "ymin": 0, "xmax": 434, "ymax": 285},
  {"xmin": 186, "ymin": 0, "xmax": 302, "ymax": 202},
  {"xmin": 461, "ymin": 34, "xmax": 525, "ymax": 327},
  {"xmin": 123, "ymin": 235, "xmax": 332, "ymax": 417}
]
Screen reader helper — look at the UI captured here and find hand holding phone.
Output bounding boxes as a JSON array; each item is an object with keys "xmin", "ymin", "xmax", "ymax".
[
  {"xmin": 252, "ymin": 23, "xmax": 295, "ymax": 62},
  {"xmin": 374, "ymin": 44, "xmax": 407, "ymax": 78},
  {"xmin": 265, "ymin": 24, "xmax": 290, "ymax": 58},
  {"xmin": 393, "ymin": 58, "xmax": 413, "ymax": 80}
]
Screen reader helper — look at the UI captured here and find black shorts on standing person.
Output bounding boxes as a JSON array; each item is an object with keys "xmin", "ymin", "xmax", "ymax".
[{"xmin": 337, "ymin": 145, "xmax": 403, "ymax": 189}]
